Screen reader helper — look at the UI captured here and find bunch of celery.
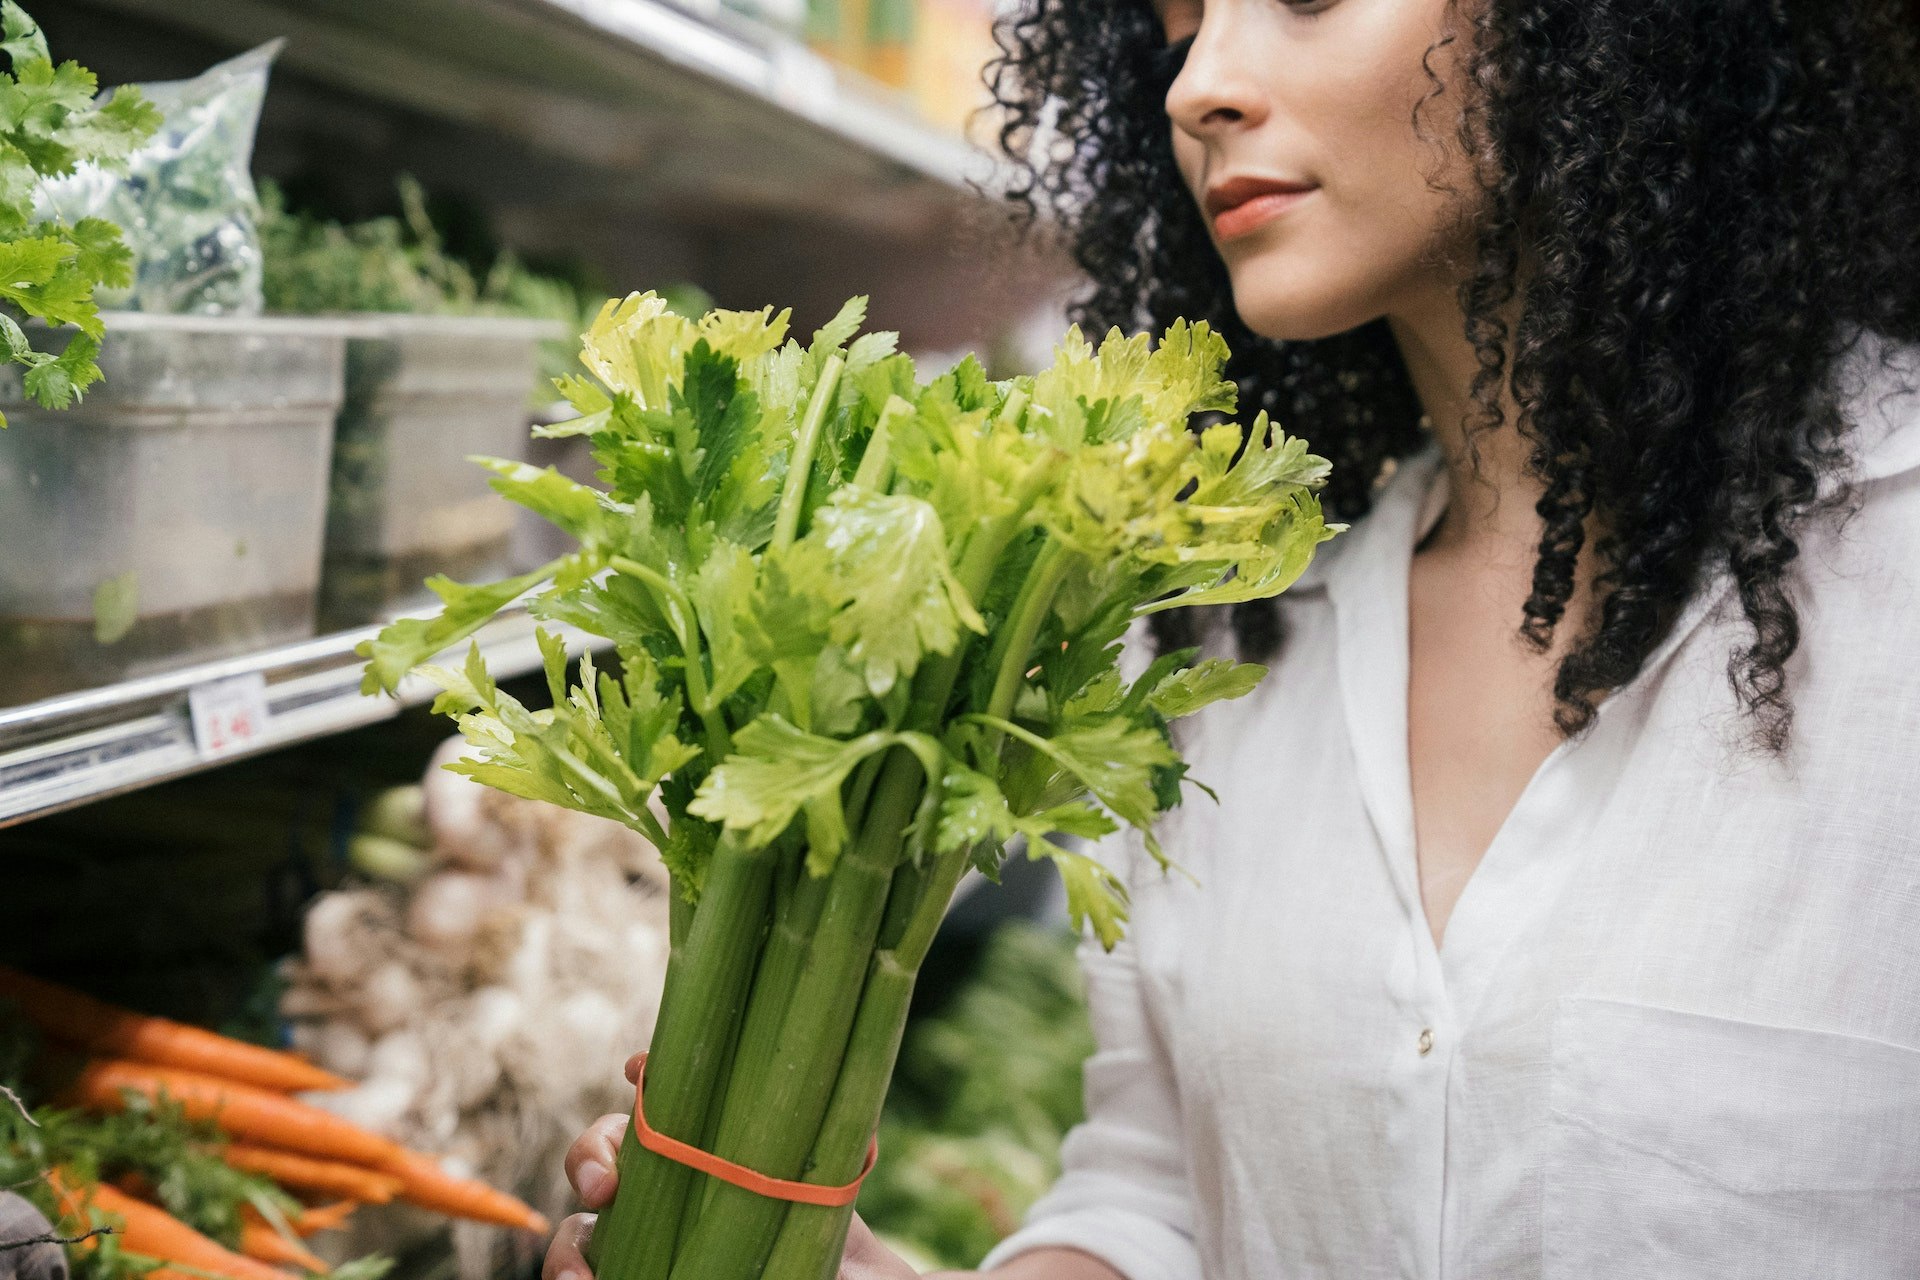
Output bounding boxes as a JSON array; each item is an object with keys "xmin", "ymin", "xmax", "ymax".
[{"xmin": 360, "ymin": 293, "xmax": 1335, "ymax": 1280}]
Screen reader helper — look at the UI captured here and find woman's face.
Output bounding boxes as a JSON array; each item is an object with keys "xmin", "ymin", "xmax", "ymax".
[{"xmin": 1156, "ymin": 0, "xmax": 1476, "ymax": 341}]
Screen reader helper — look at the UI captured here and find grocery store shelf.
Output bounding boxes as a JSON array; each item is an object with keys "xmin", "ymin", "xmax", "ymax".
[
  {"xmin": 37, "ymin": 0, "xmax": 1069, "ymax": 357},
  {"xmin": 542, "ymin": 0, "xmax": 980, "ymax": 187},
  {"xmin": 0, "ymin": 609, "xmax": 599, "ymax": 830},
  {"xmin": 65, "ymin": 0, "xmax": 993, "ymax": 231}
]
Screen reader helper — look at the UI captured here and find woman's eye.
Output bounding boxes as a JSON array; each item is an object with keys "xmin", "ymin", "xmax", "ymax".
[{"xmin": 1277, "ymin": 0, "xmax": 1335, "ymax": 13}]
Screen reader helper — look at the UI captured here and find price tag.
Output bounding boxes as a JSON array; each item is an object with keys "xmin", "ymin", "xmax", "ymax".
[{"xmin": 188, "ymin": 673, "xmax": 272, "ymax": 757}]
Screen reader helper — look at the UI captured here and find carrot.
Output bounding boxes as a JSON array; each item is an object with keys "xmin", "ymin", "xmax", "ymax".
[
  {"xmin": 288, "ymin": 1201, "xmax": 358, "ymax": 1236},
  {"xmin": 222, "ymin": 1144, "xmax": 403, "ymax": 1203},
  {"xmin": 238, "ymin": 1217, "xmax": 329, "ymax": 1273},
  {"xmin": 45, "ymin": 1170, "xmax": 297, "ymax": 1280},
  {"xmin": 378, "ymin": 1149, "xmax": 549, "ymax": 1234},
  {"xmin": 243, "ymin": 1199, "xmax": 357, "ymax": 1238},
  {"xmin": 0, "ymin": 967, "xmax": 350, "ymax": 1092},
  {"xmin": 64, "ymin": 1061, "xmax": 405, "ymax": 1167}
]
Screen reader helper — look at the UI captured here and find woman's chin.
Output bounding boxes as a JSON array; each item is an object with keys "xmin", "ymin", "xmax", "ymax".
[{"xmin": 1227, "ymin": 276, "xmax": 1385, "ymax": 345}]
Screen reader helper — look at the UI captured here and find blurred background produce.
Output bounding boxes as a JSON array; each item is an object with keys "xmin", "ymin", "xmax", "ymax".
[
  {"xmin": 277, "ymin": 734, "xmax": 673, "ymax": 1276},
  {"xmin": 0, "ymin": 1, "xmax": 1088, "ymax": 1278},
  {"xmin": 858, "ymin": 924, "xmax": 1093, "ymax": 1272}
]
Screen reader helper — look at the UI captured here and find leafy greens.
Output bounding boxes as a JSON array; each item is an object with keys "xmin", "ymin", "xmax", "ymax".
[
  {"xmin": 365, "ymin": 291, "xmax": 1338, "ymax": 948},
  {"xmin": 0, "ymin": 2, "xmax": 158, "ymax": 422}
]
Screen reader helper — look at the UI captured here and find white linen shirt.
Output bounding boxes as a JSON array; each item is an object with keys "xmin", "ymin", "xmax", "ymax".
[{"xmin": 979, "ymin": 342, "xmax": 1920, "ymax": 1280}]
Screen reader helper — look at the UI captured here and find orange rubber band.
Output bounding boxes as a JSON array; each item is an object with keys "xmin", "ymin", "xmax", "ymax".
[{"xmin": 629, "ymin": 1052, "xmax": 878, "ymax": 1208}]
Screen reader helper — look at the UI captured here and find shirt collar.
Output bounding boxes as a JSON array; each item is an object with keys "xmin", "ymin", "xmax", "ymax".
[
  {"xmin": 1836, "ymin": 333, "xmax": 1920, "ymax": 486},
  {"xmin": 1290, "ymin": 443, "xmax": 1445, "ymax": 595}
]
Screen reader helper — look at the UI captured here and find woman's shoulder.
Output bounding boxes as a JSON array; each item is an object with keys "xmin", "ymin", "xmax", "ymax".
[{"xmin": 1728, "ymin": 336, "xmax": 1920, "ymax": 746}]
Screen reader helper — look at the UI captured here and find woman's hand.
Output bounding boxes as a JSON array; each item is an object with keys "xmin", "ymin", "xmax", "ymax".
[{"xmin": 542, "ymin": 1052, "xmax": 926, "ymax": 1280}]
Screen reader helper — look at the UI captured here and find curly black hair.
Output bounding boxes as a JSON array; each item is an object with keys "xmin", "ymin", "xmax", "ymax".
[{"xmin": 987, "ymin": 0, "xmax": 1920, "ymax": 748}]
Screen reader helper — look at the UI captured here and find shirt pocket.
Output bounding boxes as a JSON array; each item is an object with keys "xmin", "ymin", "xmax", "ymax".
[{"xmin": 1543, "ymin": 997, "xmax": 1920, "ymax": 1279}]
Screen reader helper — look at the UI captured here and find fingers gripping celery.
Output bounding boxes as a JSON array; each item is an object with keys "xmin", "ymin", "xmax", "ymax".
[{"xmin": 362, "ymin": 292, "xmax": 1340, "ymax": 1280}]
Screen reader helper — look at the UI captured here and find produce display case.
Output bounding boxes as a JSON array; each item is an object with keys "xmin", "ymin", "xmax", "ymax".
[
  {"xmin": 0, "ymin": 313, "xmax": 351, "ymax": 706},
  {"xmin": 33, "ymin": 0, "xmax": 1064, "ymax": 358},
  {"xmin": 321, "ymin": 315, "xmax": 563, "ymax": 627}
]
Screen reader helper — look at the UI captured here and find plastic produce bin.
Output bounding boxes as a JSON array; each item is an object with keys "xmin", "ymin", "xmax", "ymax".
[
  {"xmin": 318, "ymin": 314, "xmax": 559, "ymax": 627},
  {"xmin": 0, "ymin": 313, "xmax": 349, "ymax": 706}
]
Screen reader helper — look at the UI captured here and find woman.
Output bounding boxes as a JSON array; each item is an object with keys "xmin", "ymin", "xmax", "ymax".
[{"xmin": 547, "ymin": 0, "xmax": 1920, "ymax": 1275}]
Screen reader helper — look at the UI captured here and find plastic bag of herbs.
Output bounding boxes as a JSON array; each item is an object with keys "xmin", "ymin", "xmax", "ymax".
[{"xmin": 360, "ymin": 291, "xmax": 1340, "ymax": 1280}]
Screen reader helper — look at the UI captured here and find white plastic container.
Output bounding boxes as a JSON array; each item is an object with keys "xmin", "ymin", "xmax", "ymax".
[
  {"xmin": 319, "ymin": 314, "xmax": 559, "ymax": 626},
  {"xmin": 0, "ymin": 313, "xmax": 349, "ymax": 705}
]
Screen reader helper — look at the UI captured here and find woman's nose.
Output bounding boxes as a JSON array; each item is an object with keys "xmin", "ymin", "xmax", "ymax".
[{"xmin": 1165, "ymin": 10, "xmax": 1271, "ymax": 138}]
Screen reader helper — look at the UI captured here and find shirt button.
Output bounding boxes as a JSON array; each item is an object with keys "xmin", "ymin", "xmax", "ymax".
[{"xmin": 1417, "ymin": 1028, "xmax": 1435, "ymax": 1056}]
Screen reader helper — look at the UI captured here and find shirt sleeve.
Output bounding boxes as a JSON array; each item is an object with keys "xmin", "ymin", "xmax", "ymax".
[{"xmin": 977, "ymin": 831, "xmax": 1202, "ymax": 1280}]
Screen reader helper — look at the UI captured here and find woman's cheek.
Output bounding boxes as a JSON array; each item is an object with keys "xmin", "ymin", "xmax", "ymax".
[{"xmin": 1225, "ymin": 209, "xmax": 1408, "ymax": 342}]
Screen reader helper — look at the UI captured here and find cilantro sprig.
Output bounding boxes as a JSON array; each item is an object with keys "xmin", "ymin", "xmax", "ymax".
[{"xmin": 0, "ymin": 2, "xmax": 158, "ymax": 423}]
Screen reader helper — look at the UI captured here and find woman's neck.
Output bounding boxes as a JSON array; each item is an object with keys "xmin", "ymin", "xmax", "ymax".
[
  {"xmin": 1386, "ymin": 285, "xmax": 1609, "ymax": 661},
  {"xmin": 1387, "ymin": 289, "xmax": 1543, "ymax": 555}
]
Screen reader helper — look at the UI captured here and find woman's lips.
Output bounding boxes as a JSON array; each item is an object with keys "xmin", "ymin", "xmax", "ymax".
[{"xmin": 1206, "ymin": 178, "xmax": 1319, "ymax": 241}]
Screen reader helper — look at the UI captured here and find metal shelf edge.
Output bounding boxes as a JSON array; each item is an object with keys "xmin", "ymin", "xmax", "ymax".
[
  {"xmin": 0, "ymin": 612, "xmax": 601, "ymax": 829},
  {"xmin": 527, "ymin": 0, "xmax": 983, "ymax": 189}
]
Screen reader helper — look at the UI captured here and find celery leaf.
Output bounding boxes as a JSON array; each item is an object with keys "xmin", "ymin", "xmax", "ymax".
[
  {"xmin": 359, "ymin": 560, "xmax": 564, "ymax": 695},
  {"xmin": 798, "ymin": 489, "xmax": 985, "ymax": 697},
  {"xmin": 1147, "ymin": 658, "xmax": 1267, "ymax": 719}
]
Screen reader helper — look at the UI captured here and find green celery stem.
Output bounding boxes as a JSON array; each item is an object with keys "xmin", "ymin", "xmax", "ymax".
[
  {"xmin": 667, "ymin": 885, "xmax": 693, "ymax": 952},
  {"xmin": 983, "ymin": 539, "xmax": 1068, "ymax": 724},
  {"xmin": 998, "ymin": 384, "xmax": 1030, "ymax": 427},
  {"xmin": 768, "ymin": 527, "xmax": 1078, "ymax": 1274},
  {"xmin": 686, "ymin": 862, "xmax": 831, "ymax": 1227},
  {"xmin": 892, "ymin": 837, "xmax": 976, "ymax": 977},
  {"xmin": 874, "ymin": 856, "xmax": 926, "ymax": 951},
  {"xmin": 762, "ymin": 535, "xmax": 1051, "ymax": 1278},
  {"xmin": 663, "ymin": 503, "xmax": 1030, "ymax": 1279},
  {"xmin": 673, "ymin": 962, "xmax": 752, "ymax": 1249},
  {"xmin": 774, "ymin": 355, "xmax": 846, "ymax": 551},
  {"xmin": 864, "ymin": 519, "xmax": 1010, "ymax": 954},
  {"xmin": 756, "ymin": 953, "xmax": 919, "ymax": 1280},
  {"xmin": 761, "ymin": 843, "xmax": 977, "ymax": 1280},
  {"xmin": 587, "ymin": 834, "xmax": 773, "ymax": 1280},
  {"xmin": 663, "ymin": 749, "xmax": 926, "ymax": 1279},
  {"xmin": 842, "ymin": 752, "xmax": 888, "ymax": 830}
]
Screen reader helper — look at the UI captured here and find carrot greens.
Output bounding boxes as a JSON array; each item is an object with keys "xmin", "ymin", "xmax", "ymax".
[{"xmin": 0, "ymin": 1089, "xmax": 298, "ymax": 1280}]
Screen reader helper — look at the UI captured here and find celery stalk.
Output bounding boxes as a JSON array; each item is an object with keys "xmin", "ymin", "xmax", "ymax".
[
  {"xmin": 757, "ymin": 951, "xmax": 918, "ymax": 1280},
  {"xmin": 586, "ymin": 834, "xmax": 774, "ymax": 1280},
  {"xmin": 663, "ymin": 751, "xmax": 925, "ymax": 1278}
]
